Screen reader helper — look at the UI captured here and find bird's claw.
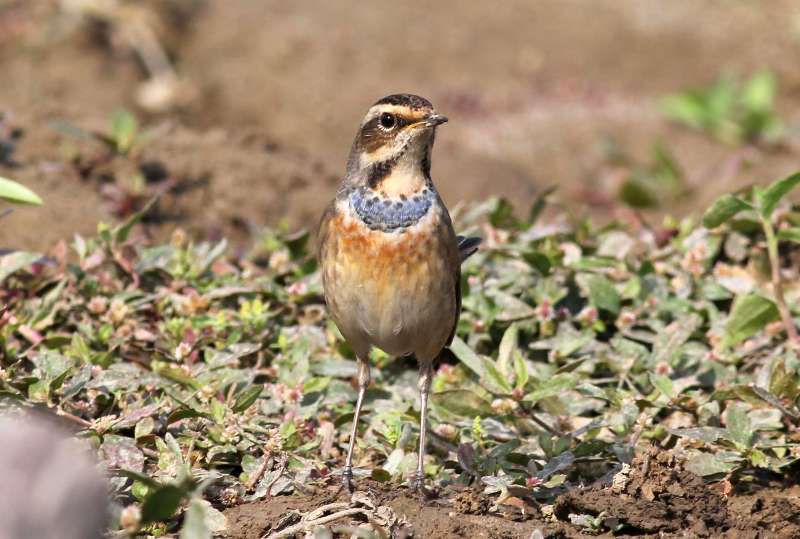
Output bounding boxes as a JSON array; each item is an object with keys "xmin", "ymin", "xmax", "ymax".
[
  {"xmin": 331, "ymin": 466, "xmax": 355, "ymax": 499},
  {"xmin": 340, "ymin": 465, "xmax": 354, "ymax": 494},
  {"xmin": 408, "ymin": 472, "xmax": 435, "ymax": 498}
]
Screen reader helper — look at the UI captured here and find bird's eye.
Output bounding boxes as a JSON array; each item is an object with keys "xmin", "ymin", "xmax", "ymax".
[{"xmin": 379, "ymin": 112, "xmax": 396, "ymax": 129}]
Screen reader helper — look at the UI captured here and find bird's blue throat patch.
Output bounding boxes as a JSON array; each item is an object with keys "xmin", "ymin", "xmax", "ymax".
[{"xmin": 349, "ymin": 187, "xmax": 435, "ymax": 232}]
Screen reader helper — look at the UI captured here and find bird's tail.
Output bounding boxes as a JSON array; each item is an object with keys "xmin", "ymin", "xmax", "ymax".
[{"xmin": 457, "ymin": 235, "xmax": 482, "ymax": 263}]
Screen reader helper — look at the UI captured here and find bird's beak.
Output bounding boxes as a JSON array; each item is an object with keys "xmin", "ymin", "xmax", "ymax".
[{"xmin": 424, "ymin": 113, "xmax": 448, "ymax": 127}]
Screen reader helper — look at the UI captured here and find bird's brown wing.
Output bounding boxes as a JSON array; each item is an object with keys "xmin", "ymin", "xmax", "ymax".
[
  {"xmin": 446, "ymin": 268, "xmax": 462, "ymax": 347},
  {"xmin": 316, "ymin": 200, "xmax": 339, "ymax": 307},
  {"xmin": 446, "ymin": 236, "xmax": 481, "ymax": 346},
  {"xmin": 317, "ymin": 201, "xmax": 336, "ymax": 262}
]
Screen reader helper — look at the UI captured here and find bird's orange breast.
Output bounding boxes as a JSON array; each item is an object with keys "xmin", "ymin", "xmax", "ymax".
[
  {"xmin": 320, "ymin": 202, "xmax": 459, "ymax": 361},
  {"xmin": 326, "ymin": 210, "xmax": 444, "ymax": 306}
]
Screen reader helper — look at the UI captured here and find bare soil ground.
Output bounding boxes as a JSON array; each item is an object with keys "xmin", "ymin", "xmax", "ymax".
[
  {"xmin": 3, "ymin": 1, "xmax": 800, "ymax": 251},
  {"xmin": 223, "ymin": 449, "xmax": 800, "ymax": 539}
]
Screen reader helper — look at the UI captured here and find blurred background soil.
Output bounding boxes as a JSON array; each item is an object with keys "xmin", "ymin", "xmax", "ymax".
[{"xmin": 2, "ymin": 0, "xmax": 800, "ymax": 251}]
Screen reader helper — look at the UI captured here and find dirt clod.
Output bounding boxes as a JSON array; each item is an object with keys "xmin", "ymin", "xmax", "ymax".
[
  {"xmin": 452, "ymin": 488, "xmax": 490, "ymax": 515},
  {"xmin": 555, "ymin": 447, "xmax": 726, "ymax": 536}
]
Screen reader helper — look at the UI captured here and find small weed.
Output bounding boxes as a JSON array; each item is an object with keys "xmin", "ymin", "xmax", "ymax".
[
  {"xmin": 617, "ymin": 143, "xmax": 689, "ymax": 209},
  {"xmin": 52, "ymin": 108, "xmax": 151, "ymax": 157},
  {"xmin": 703, "ymin": 171, "xmax": 800, "ymax": 349},
  {"xmin": 662, "ymin": 70, "xmax": 783, "ymax": 146}
]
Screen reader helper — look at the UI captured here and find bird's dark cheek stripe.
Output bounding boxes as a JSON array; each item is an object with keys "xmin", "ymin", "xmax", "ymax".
[
  {"xmin": 349, "ymin": 187, "xmax": 434, "ymax": 232},
  {"xmin": 366, "ymin": 157, "xmax": 398, "ymax": 189}
]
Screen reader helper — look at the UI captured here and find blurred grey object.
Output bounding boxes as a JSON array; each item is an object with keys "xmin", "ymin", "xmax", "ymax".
[{"xmin": 0, "ymin": 414, "xmax": 108, "ymax": 539}]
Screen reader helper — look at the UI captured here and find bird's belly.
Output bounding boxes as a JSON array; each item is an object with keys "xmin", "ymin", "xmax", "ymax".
[{"xmin": 323, "ymin": 210, "xmax": 457, "ymax": 360}]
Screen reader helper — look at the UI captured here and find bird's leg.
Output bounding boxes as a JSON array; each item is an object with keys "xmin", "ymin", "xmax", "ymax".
[
  {"xmin": 342, "ymin": 357, "xmax": 370, "ymax": 492},
  {"xmin": 411, "ymin": 362, "xmax": 433, "ymax": 493}
]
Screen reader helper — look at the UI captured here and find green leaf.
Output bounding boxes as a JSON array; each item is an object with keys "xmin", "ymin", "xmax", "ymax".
[
  {"xmin": 112, "ymin": 196, "xmax": 158, "ymax": 243},
  {"xmin": 135, "ymin": 417, "xmax": 155, "ymax": 439},
  {"xmin": 210, "ymin": 399, "xmax": 226, "ymax": 424},
  {"xmin": 310, "ymin": 358, "xmax": 357, "ymax": 378},
  {"xmin": 514, "ymin": 355, "xmax": 529, "ymax": 392},
  {"xmin": 748, "ymin": 448, "xmax": 770, "ymax": 468},
  {"xmin": 652, "ymin": 143, "xmax": 683, "ymax": 184},
  {"xmin": 153, "ymin": 362, "xmax": 201, "ymax": 389},
  {"xmin": 488, "ymin": 439, "xmax": 520, "ymax": 459},
  {"xmin": 777, "ymin": 227, "xmax": 800, "ymax": 244},
  {"xmin": 370, "ymin": 468, "xmax": 391, "ymax": 482},
  {"xmin": 724, "ymin": 293, "xmax": 779, "ymax": 346},
  {"xmin": 650, "ymin": 374, "xmax": 676, "ymax": 399},
  {"xmin": 450, "ymin": 336, "xmax": 512, "ymax": 394},
  {"xmin": 544, "ymin": 473, "xmax": 567, "ymax": 488},
  {"xmin": 180, "ymin": 497, "xmax": 211, "ymax": 539},
  {"xmin": 28, "ymin": 380, "xmax": 49, "ymax": 402},
  {"xmin": 232, "ymin": 385, "xmax": 262, "ymax": 412},
  {"xmin": 702, "ymin": 194, "xmax": 753, "ymax": 228},
  {"xmin": 303, "ymin": 376, "xmax": 331, "ymax": 394},
  {"xmin": 167, "ymin": 408, "xmax": 209, "ymax": 425},
  {"xmin": 496, "ymin": 323, "xmax": 519, "ymax": 381},
  {"xmin": 668, "ymin": 427, "xmax": 727, "ymax": 443},
  {"xmin": 619, "ymin": 174, "xmax": 658, "ymax": 208},
  {"xmin": 0, "ymin": 176, "xmax": 42, "ymax": 205},
  {"xmin": 33, "ymin": 351, "xmax": 74, "ymax": 384},
  {"xmin": 431, "ymin": 389, "xmax": 493, "ymax": 417},
  {"xmin": 742, "ymin": 71, "xmax": 776, "ymax": 112},
  {"xmin": 725, "ymin": 402, "xmax": 754, "ymax": 448},
  {"xmin": 583, "ymin": 274, "xmax": 621, "ymax": 314},
  {"xmin": 49, "ymin": 119, "xmax": 94, "ymax": 141},
  {"xmin": 662, "ymin": 92, "xmax": 707, "ymax": 130},
  {"xmin": 524, "ymin": 373, "xmax": 578, "ymax": 404},
  {"xmin": 109, "ymin": 468, "xmax": 162, "ymax": 489},
  {"xmin": 488, "ymin": 197, "xmax": 518, "ymax": 229},
  {"xmin": 551, "ymin": 325, "xmax": 595, "ymax": 358},
  {"xmin": 487, "ymin": 290, "xmax": 536, "ymax": 321},
  {"xmin": 757, "ymin": 172, "xmax": 800, "ymax": 218},
  {"xmin": 111, "ymin": 109, "xmax": 138, "ymax": 154},
  {"xmin": 141, "ymin": 484, "xmax": 186, "ymax": 523},
  {"xmin": 0, "ymin": 251, "xmax": 43, "ymax": 283},
  {"xmin": 206, "ymin": 342, "xmax": 262, "ymax": 367},
  {"xmin": 685, "ymin": 453, "xmax": 738, "ymax": 477},
  {"xmin": 522, "ymin": 251, "xmax": 552, "ymax": 276},
  {"xmin": 179, "ymin": 497, "xmax": 225, "ymax": 538},
  {"xmin": 651, "ymin": 313, "xmax": 701, "ymax": 366},
  {"xmin": 770, "ymin": 361, "xmax": 800, "ymax": 401},
  {"xmin": 527, "ymin": 186, "xmax": 556, "ymax": 224}
]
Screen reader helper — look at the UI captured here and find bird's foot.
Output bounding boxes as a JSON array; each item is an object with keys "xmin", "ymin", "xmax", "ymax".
[
  {"xmin": 408, "ymin": 472, "xmax": 435, "ymax": 499},
  {"xmin": 333, "ymin": 465, "xmax": 355, "ymax": 497},
  {"xmin": 342, "ymin": 465, "xmax": 354, "ymax": 491}
]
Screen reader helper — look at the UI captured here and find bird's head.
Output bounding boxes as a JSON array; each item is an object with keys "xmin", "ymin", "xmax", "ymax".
[{"xmin": 344, "ymin": 94, "xmax": 447, "ymax": 194}]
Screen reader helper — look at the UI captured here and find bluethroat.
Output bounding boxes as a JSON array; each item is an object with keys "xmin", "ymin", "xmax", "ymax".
[{"xmin": 318, "ymin": 94, "xmax": 481, "ymax": 493}]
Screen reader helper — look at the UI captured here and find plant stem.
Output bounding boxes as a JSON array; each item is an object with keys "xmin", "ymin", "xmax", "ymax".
[{"xmin": 762, "ymin": 218, "xmax": 800, "ymax": 350}]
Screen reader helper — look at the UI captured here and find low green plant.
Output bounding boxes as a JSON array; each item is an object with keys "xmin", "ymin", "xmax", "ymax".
[
  {"xmin": 662, "ymin": 70, "xmax": 783, "ymax": 145},
  {"xmin": 617, "ymin": 143, "xmax": 689, "ymax": 209},
  {"xmin": 107, "ymin": 109, "xmax": 143, "ymax": 155},
  {"xmin": 52, "ymin": 108, "xmax": 148, "ymax": 156},
  {"xmin": 703, "ymin": 171, "xmax": 800, "ymax": 349}
]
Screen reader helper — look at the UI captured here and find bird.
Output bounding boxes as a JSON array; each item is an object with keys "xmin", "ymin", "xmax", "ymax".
[{"xmin": 317, "ymin": 93, "xmax": 481, "ymax": 493}]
